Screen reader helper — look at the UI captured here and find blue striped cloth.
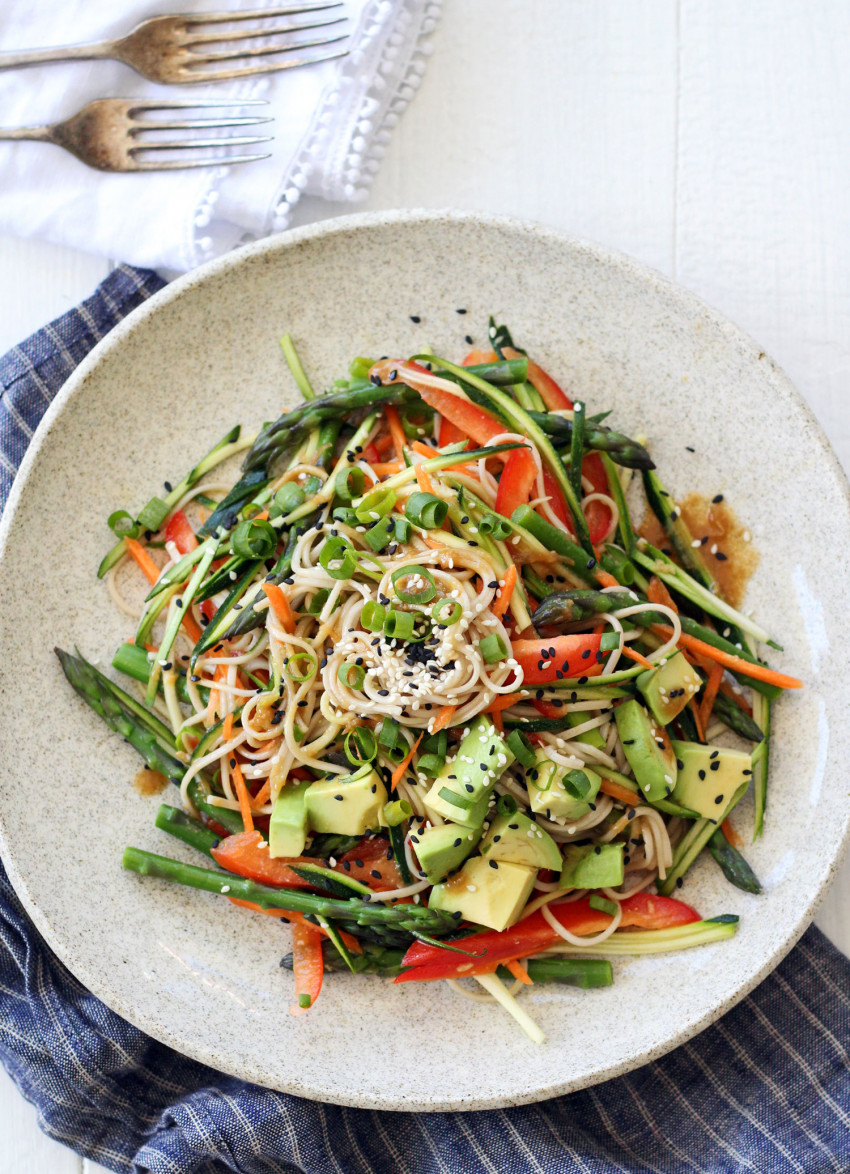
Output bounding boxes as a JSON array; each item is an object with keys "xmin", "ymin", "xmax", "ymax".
[{"xmin": 1, "ymin": 266, "xmax": 849, "ymax": 1174}]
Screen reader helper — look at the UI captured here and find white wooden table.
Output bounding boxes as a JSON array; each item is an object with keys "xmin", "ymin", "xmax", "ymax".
[{"xmin": 1, "ymin": 2, "xmax": 848, "ymax": 1169}]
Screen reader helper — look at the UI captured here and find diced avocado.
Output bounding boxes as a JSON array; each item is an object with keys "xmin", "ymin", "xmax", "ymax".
[
  {"xmin": 304, "ymin": 765, "xmax": 388, "ymax": 836},
  {"xmin": 614, "ymin": 700, "xmax": 677, "ymax": 802},
  {"xmin": 413, "ymin": 822, "xmax": 481, "ymax": 884},
  {"xmin": 480, "ymin": 809, "xmax": 562, "ymax": 870},
  {"xmin": 526, "ymin": 750, "xmax": 602, "ymax": 821},
  {"xmin": 564, "ymin": 710, "xmax": 607, "ymax": 751},
  {"xmin": 268, "ymin": 779, "xmax": 312, "ymax": 858},
  {"xmin": 424, "ymin": 716, "xmax": 514, "ymax": 828},
  {"xmin": 637, "ymin": 651, "xmax": 702, "ymax": 726},
  {"xmin": 558, "ymin": 843, "xmax": 624, "ymax": 890},
  {"xmin": 429, "ymin": 856, "xmax": 537, "ymax": 932},
  {"xmin": 671, "ymin": 741, "xmax": 752, "ymax": 821}
]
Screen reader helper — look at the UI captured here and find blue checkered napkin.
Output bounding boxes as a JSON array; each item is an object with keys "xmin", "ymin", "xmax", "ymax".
[{"xmin": 1, "ymin": 267, "xmax": 849, "ymax": 1174}]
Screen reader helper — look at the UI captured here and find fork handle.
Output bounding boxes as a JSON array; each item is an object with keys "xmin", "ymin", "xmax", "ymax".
[
  {"xmin": 0, "ymin": 40, "xmax": 113, "ymax": 72},
  {"xmin": 0, "ymin": 125, "xmax": 53, "ymax": 143}
]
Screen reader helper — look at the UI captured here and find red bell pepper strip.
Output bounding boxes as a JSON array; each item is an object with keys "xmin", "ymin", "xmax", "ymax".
[
  {"xmin": 290, "ymin": 920, "xmax": 324, "ymax": 1015},
  {"xmin": 581, "ymin": 451, "xmax": 613, "ymax": 544},
  {"xmin": 369, "ymin": 360, "xmax": 505, "ymax": 448},
  {"xmin": 538, "ymin": 466, "xmax": 572, "ymax": 529},
  {"xmin": 503, "ymin": 347, "xmax": 573, "ymax": 411},
  {"xmin": 494, "ymin": 445, "xmax": 538, "ymax": 518},
  {"xmin": 165, "ymin": 509, "xmax": 197, "ymax": 554},
  {"xmin": 437, "ymin": 416, "xmax": 468, "ymax": 447},
  {"xmin": 396, "ymin": 893, "xmax": 701, "ymax": 983},
  {"xmin": 511, "ymin": 633, "xmax": 604, "ymax": 685},
  {"xmin": 210, "ymin": 830, "xmax": 324, "ymax": 889}
]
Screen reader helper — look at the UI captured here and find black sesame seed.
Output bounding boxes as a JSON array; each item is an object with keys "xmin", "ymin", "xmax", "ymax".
[
  {"xmin": 712, "ymin": 494, "xmax": 724, "ymax": 504},
  {"xmin": 489, "ymin": 860, "xmax": 498, "ymax": 869},
  {"xmin": 410, "ymin": 315, "xmax": 421, "ymax": 323},
  {"xmin": 714, "ymin": 794, "xmax": 724, "ymax": 804},
  {"xmin": 456, "ymin": 308, "xmax": 467, "ymax": 314}
]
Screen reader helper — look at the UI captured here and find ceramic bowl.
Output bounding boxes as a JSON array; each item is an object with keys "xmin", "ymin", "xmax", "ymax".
[{"xmin": 0, "ymin": 210, "xmax": 847, "ymax": 1111}]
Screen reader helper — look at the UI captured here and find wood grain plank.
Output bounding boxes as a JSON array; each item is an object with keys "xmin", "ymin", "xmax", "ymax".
[
  {"xmin": 0, "ymin": 1066, "xmax": 81, "ymax": 1173},
  {"xmin": 0, "ymin": 234, "xmax": 109, "ymax": 356}
]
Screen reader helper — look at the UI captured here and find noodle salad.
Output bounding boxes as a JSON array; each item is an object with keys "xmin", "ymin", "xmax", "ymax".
[{"xmin": 58, "ymin": 321, "xmax": 802, "ymax": 1041}]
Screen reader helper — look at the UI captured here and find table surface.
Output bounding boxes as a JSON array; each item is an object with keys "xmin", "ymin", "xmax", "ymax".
[{"xmin": 1, "ymin": 1, "xmax": 848, "ymax": 1169}]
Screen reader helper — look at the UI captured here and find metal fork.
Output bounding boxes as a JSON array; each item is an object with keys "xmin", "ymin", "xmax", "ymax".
[
  {"xmin": 0, "ymin": 98, "xmax": 274, "ymax": 171},
  {"xmin": 0, "ymin": 3, "xmax": 348, "ymax": 84}
]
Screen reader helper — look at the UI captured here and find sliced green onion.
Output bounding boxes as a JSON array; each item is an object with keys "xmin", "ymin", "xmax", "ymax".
[
  {"xmin": 394, "ymin": 517, "xmax": 412, "ymax": 544},
  {"xmin": 344, "ymin": 726, "xmax": 378, "ymax": 766},
  {"xmin": 320, "ymin": 536, "xmax": 358, "ymax": 581},
  {"xmin": 383, "ymin": 799, "xmax": 413, "ymax": 826},
  {"xmin": 480, "ymin": 634, "xmax": 509, "ymax": 663},
  {"xmin": 588, "ymin": 894, "xmax": 619, "ymax": 916},
  {"xmin": 405, "ymin": 491, "xmax": 448, "ymax": 530},
  {"xmin": 107, "ymin": 509, "xmax": 139, "ymax": 539},
  {"xmin": 307, "ymin": 588, "xmax": 331, "ymax": 615},
  {"xmin": 417, "ymin": 731, "xmax": 447, "ymax": 776},
  {"xmin": 378, "ymin": 717, "xmax": 401, "ymax": 751},
  {"xmin": 432, "ymin": 597, "xmax": 462, "ymax": 626},
  {"xmin": 361, "ymin": 601, "xmax": 387, "ymax": 632},
  {"xmin": 401, "ymin": 403, "xmax": 435, "ymax": 438},
  {"xmin": 285, "ymin": 651, "xmax": 317, "ymax": 683},
  {"xmin": 391, "ymin": 565, "xmax": 436, "ymax": 604},
  {"xmin": 338, "ymin": 662, "xmax": 366, "ymax": 690},
  {"xmin": 332, "ymin": 507, "xmax": 359, "ymax": 525},
  {"xmin": 270, "ymin": 482, "xmax": 305, "ymax": 519},
  {"xmin": 137, "ymin": 496, "xmax": 170, "ymax": 532},
  {"xmin": 349, "ymin": 356, "xmax": 376, "ymax": 380},
  {"xmin": 563, "ymin": 769, "xmax": 591, "ymax": 800},
  {"xmin": 335, "ymin": 466, "xmax": 366, "ymax": 504},
  {"xmin": 298, "ymin": 992, "xmax": 312, "ymax": 1009},
  {"xmin": 438, "ymin": 786, "xmax": 474, "ymax": 810},
  {"xmin": 384, "ymin": 609, "xmax": 415, "ymax": 640},
  {"xmin": 497, "ymin": 793, "xmax": 519, "ymax": 816},
  {"xmin": 600, "ymin": 632, "xmax": 621, "ymax": 652},
  {"xmin": 478, "ymin": 513, "xmax": 512, "ymax": 540},
  {"xmin": 231, "ymin": 518, "xmax": 276, "ymax": 559},
  {"xmin": 363, "ymin": 520, "xmax": 395, "ymax": 553},
  {"xmin": 355, "ymin": 488, "xmax": 397, "ymax": 523},
  {"xmin": 506, "ymin": 729, "xmax": 536, "ymax": 767}
]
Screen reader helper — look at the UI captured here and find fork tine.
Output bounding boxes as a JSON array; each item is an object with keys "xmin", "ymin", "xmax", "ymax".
[
  {"xmin": 190, "ymin": 32, "xmax": 347, "ymax": 65},
  {"xmin": 131, "ymin": 135, "xmax": 273, "ymax": 152},
  {"xmin": 183, "ymin": 45, "xmax": 347, "ymax": 80},
  {"xmin": 130, "ymin": 116, "xmax": 274, "ymax": 130},
  {"xmin": 132, "ymin": 153, "xmax": 272, "ymax": 171},
  {"xmin": 127, "ymin": 98, "xmax": 269, "ymax": 113},
  {"xmin": 184, "ymin": 3, "xmax": 343, "ymax": 26},
  {"xmin": 184, "ymin": 15, "xmax": 346, "ymax": 47}
]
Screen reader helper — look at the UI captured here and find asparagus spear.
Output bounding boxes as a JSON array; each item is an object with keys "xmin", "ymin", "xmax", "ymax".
[
  {"xmin": 711, "ymin": 693, "xmax": 765, "ymax": 742},
  {"xmin": 708, "ymin": 828, "xmax": 762, "ymax": 893},
  {"xmin": 122, "ymin": 847, "xmax": 461, "ymax": 937},
  {"xmin": 156, "ymin": 804, "xmax": 220, "ymax": 856},
  {"xmin": 531, "ymin": 413, "xmax": 655, "ymax": 470},
  {"xmin": 656, "ymin": 781, "xmax": 749, "ymax": 896}
]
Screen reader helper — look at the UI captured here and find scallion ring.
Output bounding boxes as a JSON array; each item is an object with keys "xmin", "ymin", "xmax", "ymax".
[
  {"xmin": 355, "ymin": 487, "xmax": 397, "ymax": 524},
  {"xmin": 344, "ymin": 726, "xmax": 378, "ymax": 766},
  {"xmin": 320, "ymin": 535, "xmax": 358, "ymax": 581},
  {"xmin": 137, "ymin": 496, "xmax": 169, "ymax": 532},
  {"xmin": 107, "ymin": 509, "xmax": 139, "ymax": 539},
  {"xmin": 334, "ymin": 466, "xmax": 366, "ymax": 504},
  {"xmin": 307, "ymin": 588, "xmax": 331, "ymax": 616},
  {"xmin": 361, "ymin": 601, "xmax": 386, "ymax": 632},
  {"xmin": 505, "ymin": 729, "xmax": 536, "ymax": 767},
  {"xmin": 432, "ymin": 597, "xmax": 462, "ymax": 626},
  {"xmin": 480, "ymin": 634, "xmax": 509, "ymax": 664},
  {"xmin": 337, "ymin": 662, "xmax": 366, "ymax": 690},
  {"xmin": 270, "ymin": 482, "xmax": 305, "ymax": 519},
  {"xmin": 563, "ymin": 769, "xmax": 592, "ymax": 800},
  {"xmin": 285, "ymin": 651, "xmax": 317, "ymax": 683},
  {"xmin": 391, "ymin": 564, "xmax": 436, "ymax": 604},
  {"xmin": 404, "ymin": 491, "xmax": 448, "ymax": 530},
  {"xmin": 383, "ymin": 798, "xmax": 413, "ymax": 826},
  {"xmin": 393, "ymin": 517, "xmax": 412, "ymax": 544},
  {"xmin": 384, "ymin": 609, "xmax": 415, "ymax": 640},
  {"xmin": 231, "ymin": 517, "xmax": 276, "ymax": 559}
]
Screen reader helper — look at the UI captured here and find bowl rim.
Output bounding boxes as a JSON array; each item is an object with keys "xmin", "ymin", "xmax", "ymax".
[{"xmin": 1, "ymin": 207, "xmax": 849, "ymax": 1110}]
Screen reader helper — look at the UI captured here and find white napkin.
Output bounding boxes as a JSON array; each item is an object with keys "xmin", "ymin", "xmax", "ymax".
[{"xmin": 0, "ymin": 0, "xmax": 438, "ymax": 270}]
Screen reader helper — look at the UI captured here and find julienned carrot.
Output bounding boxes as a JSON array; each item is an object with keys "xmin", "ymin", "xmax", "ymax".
[
  {"xmin": 223, "ymin": 712, "xmax": 234, "ymax": 741},
  {"xmin": 231, "ymin": 760, "xmax": 255, "ymax": 834},
  {"xmin": 647, "ymin": 575, "xmax": 678, "ymax": 613},
  {"xmin": 432, "ymin": 705, "xmax": 457, "ymax": 733},
  {"xmin": 721, "ymin": 818, "xmax": 743, "ymax": 849},
  {"xmin": 620, "ymin": 645, "xmax": 655, "ymax": 670},
  {"xmin": 251, "ymin": 779, "xmax": 271, "ymax": 810},
  {"xmin": 594, "ymin": 569, "xmax": 620, "ymax": 589},
  {"xmin": 491, "ymin": 565, "xmax": 517, "ymax": 619},
  {"xmin": 599, "ymin": 777, "xmax": 640, "ymax": 806},
  {"xmin": 655, "ymin": 627, "xmax": 803, "ymax": 690},
  {"xmin": 125, "ymin": 537, "xmax": 160, "ymax": 585},
  {"xmin": 372, "ymin": 461, "xmax": 404, "ymax": 476},
  {"xmin": 391, "ymin": 733, "xmax": 424, "ymax": 789},
  {"xmin": 689, "ymin": 699, "xmax": 706, "ymax": 743},
  {"xmin": 262, "ymin": 581, "xmax": 296, "ymax": 634},
  {"xmin": 208, "ymin": 664, "xmax": 228, "ymax": 727},
  {"xmin": 415, "ymin": 462, "xmax": 435, "ymax": 495},
  {"xmin": 505, "ymin": 958, "xmax": 533, "ymax": 985},
  {"xmin": 486, "ymin": 693, "xmax": 522, "ymax": 715},
  {"xmin": 699, "ymin": 660, "xmax": 725, "ymax": 731},
  {"xmin": 227, "ymin": 898, "xmax": 362, "ymax": 953},
  {"xmin": 719, "ymin": 680, "xmax": 753, "ymax": 717},
  {"xmin": 181, "ymin": 612, "xmax": 204, "ymax": 645},
  {"xmin": 385, "ymin": 405, "xmax": 407, "ymax": 462}
]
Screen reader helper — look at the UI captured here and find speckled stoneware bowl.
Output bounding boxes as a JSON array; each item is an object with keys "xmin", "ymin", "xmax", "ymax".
[{"xmin": 0, "ymin": 210, "xmax": 847, "ymax": 1111}]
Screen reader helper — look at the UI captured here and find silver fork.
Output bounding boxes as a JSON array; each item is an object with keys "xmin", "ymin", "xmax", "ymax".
[
  {"xmin": 0, "ymin": 98, "xmax": 274, "ymax": 171},
  {"xmin": 0, "ymin": 4, "xmax": 348, "ymax": 84}
]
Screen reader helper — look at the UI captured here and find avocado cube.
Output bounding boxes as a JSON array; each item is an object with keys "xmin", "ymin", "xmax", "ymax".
[
  {"xmin": 304, "ymin": 765, "xmax": 388, "ymax": 836},
  {"xmin": 637, "ymin": 651, "xmax": 702, "ymax": 726},
  {"xmin": 268, "ymin": 778, "xmax": 312, "ymax": 858},
  {"xmin": 429, "ymin": 856, "xmax": 537, "ymax": 932},
  {"xmin": 480, "ymin": 810, "xmax": 562, "ymax": 870},
  {"xmin": 413, "ymin": 822, "xmax": 481, "ymax": 884},
  {"xmin": 558, "ymin": 843, "xmax": 624, "ymax": 890},
  {"xmin": 671, "ymin": 741, "xmax": 752, "ymax": 821},
  {"xmin": 614, "ymin": 700, "xmax": 677, "ymax": 802},
  {"xmin": 424, "ymin": 715, "xmax": 513, "ymax": 829},
  {"xmin": 526, "ymin": 750, "xmax": 601, "ymax": 821}
]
